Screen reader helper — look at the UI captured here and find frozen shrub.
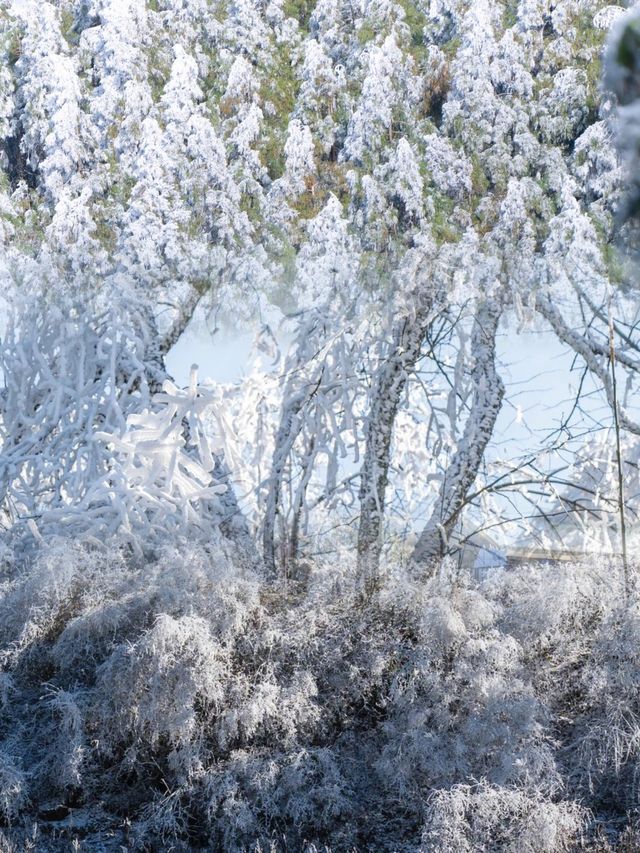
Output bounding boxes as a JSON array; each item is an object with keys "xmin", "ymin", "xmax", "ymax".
[
  {"xmin": 0, "ymin": 542, "xmax": 637, "ymax": 850},
  {"xmin": 373, "ymin": 573, "xmax": 560, "ymax": 814},
  {"xmin": 199, "ymin": 747, "xmax": 355, "ymax": 851},
  {"xmin": 0, "ymin": 749, "xmax": 26, "ymax": 823},
  {"xmin": 42, "ymin": 688, "xmax": 85, "ymax": 789},
  {"xmin": 95, "ymin": 614, "xmax": 228, "ymax": 769},
  {"xmin": 420, "ymin": 782, "xmax": 587, "ymax": 852},
  {"xmin": 486, "ymin": 558, "xmax": 617, "ymax": 645},
  {"xmin": 575, "ymin": 600, "xmax": 640, "ymax": 812}
]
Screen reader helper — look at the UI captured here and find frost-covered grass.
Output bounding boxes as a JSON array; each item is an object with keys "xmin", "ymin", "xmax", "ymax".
[{"xmin": 0, "ymin": 542, "xmax": 638, "ymax": 851}]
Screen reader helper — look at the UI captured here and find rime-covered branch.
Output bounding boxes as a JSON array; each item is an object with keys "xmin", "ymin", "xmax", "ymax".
[
  {"xmin": 536, "ymin": 294, "xmax": 640, "ymax": 436},
  {"xmin": 412, "ymin": 298, "xmax": 504, "ymax": 567}
]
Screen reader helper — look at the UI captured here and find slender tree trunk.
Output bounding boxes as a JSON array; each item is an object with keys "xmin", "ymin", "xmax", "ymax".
[
  {"xmin": 356, "ymin": 312, "xmax": 431, "ymax": 595},
  {"xmin": 411, "ymin": 298, "xmax": 504, "ymax": 570},
  {"xmin": 289, "ymin": 433, "xmax": 316, "ymax": 566},
  {"xmin": 263, "ymin": 386, "xmax": 310, "ymax": 576},
  {"xmin": 262, "ymin": 310, "xmax": 327, "ymax": 578},
  {"xmin": 608, "ymin": 300, "xmax": 630, "ymax": 596}
]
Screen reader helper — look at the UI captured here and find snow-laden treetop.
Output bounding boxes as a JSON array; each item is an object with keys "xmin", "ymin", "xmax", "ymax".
[{"xmin": 0, "ymin": 0, "xmax": 626, "ymax": 326}]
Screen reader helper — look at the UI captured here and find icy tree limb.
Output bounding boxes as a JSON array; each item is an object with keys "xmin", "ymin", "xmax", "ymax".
[
  {"xmin": 159, "ymin": 289, "xmax": 203, "ymax": 357},
  {"xmin": 536, "ymin": 294, "xmax": 640, "ymax": 435}
]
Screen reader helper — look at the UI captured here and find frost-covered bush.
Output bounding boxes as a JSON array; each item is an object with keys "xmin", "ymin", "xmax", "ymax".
[
  {"xmin": 374, "ymin": 576, "xmax": 559, "ymax": 807},
  {"xmin": 0, "ymin": 748, "xmax": 26, "ymax": 824},
  {"xmin": 575, "ymin": 600, "xmax": 640, "ymax": 813},
  {"xmin": 420, "ymin": 782, "xmax": 586, "ymax": 852},
  {"xmin": 0, "ymin": 540, "xmax": 637, "ymax": 851}
]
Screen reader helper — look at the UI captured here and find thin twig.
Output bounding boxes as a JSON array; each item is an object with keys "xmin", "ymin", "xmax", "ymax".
[{"xmin": 608, "ymin": 292, "xmax": 630, "ymax": 597}]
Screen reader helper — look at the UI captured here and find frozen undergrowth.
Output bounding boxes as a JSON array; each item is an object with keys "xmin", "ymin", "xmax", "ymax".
[{"xmin": 0, "ymin": 542, "xmax": 637, "ymax": 851}]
